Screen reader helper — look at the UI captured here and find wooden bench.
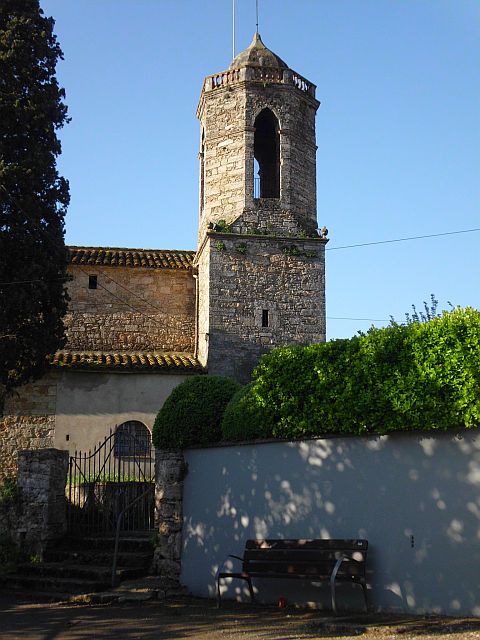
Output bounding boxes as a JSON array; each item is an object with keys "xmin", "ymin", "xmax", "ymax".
[{"xmin": 216, "ymin": 538, "xmax": 368, "ymax": 613}]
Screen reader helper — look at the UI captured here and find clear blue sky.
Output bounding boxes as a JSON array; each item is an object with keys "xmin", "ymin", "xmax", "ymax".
[{"xmin": 41, "ymin": 0, "xmax": 479, "ymax": 340}]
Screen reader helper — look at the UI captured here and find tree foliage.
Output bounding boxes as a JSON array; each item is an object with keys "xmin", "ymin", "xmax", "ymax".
[
  {"xmin": 0, "ymin": 0, "xmax": 70, "ymax": 402},
  {"xmin": 152, "ymin": 376, "xmax": 241, "ymax": 449},
  {"xmin": 247, "ymin": 307, "xmax": 480, "ymax": 438}
]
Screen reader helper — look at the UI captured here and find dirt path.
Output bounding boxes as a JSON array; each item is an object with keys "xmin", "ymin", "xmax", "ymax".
[{"xmin": 1, "ymin": 595, "xmax": 480, "ymax": 640}]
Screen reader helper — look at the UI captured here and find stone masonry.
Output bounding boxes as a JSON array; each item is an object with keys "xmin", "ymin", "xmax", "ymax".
[
  {"xmin": 0, "ymin": 252, "xmax": 197, "ymax": 477},
  {"xmin": 0, "ymin": 34, "xmax": 328, "ymax": 598},
  {"xmin": 199, "ymin": 232, "xmax": 326, "ymax": 381},
  {"xmin": 197, "ymin": 37, "xmax": 319, "ymax": 242},
  {"xmin": 196, "ymin": 33, "xmax": 327, "ymax": 380},
  {"xmin": 153, "ymin": 450, "xmax": 187, "ymax": 588},
  {"xmin": 65, "ymin": 264, "xmax": 195, "ymax": 352},
  {"xmin": 0, "ymin": 373, "xmax": 57, "ymax": 482},
  {"xmin": 16, "ymin": 448, "xmax": 69, "ymax": 557}
]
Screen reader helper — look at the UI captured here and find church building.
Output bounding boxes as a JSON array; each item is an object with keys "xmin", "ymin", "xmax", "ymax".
[{"xmin": 0, "ymin": 33, "xmax": 327, "ymax": 478}]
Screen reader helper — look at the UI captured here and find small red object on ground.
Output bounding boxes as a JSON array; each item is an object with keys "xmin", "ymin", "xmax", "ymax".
[{"xmin": 278, "ymin": 597, "xmax": 286, "ymax": 608}]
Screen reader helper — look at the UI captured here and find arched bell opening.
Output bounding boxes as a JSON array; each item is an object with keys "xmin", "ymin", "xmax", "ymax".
[{"xmin": 253, "ymin": 108, "xmax": 280, "ymax": 199}]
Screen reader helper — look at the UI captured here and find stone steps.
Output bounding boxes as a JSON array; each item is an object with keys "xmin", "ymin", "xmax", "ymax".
[
  {"xmin": 4, "ymin": 532, "xmax": 154, "ymax": 600},
  {"xmin": 6, "ymin": 574, "xmax": 111, "ymax": 596},
  {"xmin": 61, "ymin": 534, "xmax": 153, "ymax": 552},
  {"xmin": 15, "ymin": 561, "xmax": 140, "ymax": 582},
  {"xmin": 47, "ymin": 548, "xmax": 152, "ymax": 568}
]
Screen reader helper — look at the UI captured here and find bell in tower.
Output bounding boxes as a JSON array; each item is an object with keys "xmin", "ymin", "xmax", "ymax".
[{"xmin": 195, "ymin": 33, "xmax": 327, "ymax": 382}]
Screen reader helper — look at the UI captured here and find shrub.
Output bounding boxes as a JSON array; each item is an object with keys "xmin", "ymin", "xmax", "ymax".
[
  {"xmin": 249, "ymin": 307, "xmax": 480, "ymax": 438},
  {"xmin": 152, "ymin": 375, "xmax": 241, "ymax": 449},
  {"xmin": 221, "ymin": 383, "xmax": 275, "ymax": 441}
]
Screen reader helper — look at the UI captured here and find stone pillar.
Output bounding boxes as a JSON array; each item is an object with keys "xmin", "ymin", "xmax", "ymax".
[
  {"xmin": 16, "ymin": 448, "xmax": 69, "ymax": 557},
  {"xmin": 154, "ymin": 450, "xmax": 187, "ymax": 589}
]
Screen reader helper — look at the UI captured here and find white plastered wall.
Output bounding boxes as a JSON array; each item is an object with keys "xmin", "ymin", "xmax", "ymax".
[
  {"xmin": 181, "ymin": 432, "xmax": 480, "ymax": 616},
  {"xmin": 54, "ymin": 371, "xmax": 189, "ymax": 454}
]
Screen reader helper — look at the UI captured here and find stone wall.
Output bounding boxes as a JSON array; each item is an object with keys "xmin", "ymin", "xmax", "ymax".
[
  {"xmin": 0, "ymin": 373, "xmax": 57, "ymax": 482},
  {"xmin": 153, "ymin": 451, "xmax": 187, "ymax": 591},
  {"xmin": 0, "ymin": 482, "xmax": 19, "ymax": 540},
  {"xmin": 198, "ymin": 233, "xmax": 326, "ymax": 382},
  {"xmin": 197, "ymin": 69, "xmax": 320, "ymax": 242},
  {"xmin": 244, "ymin": 78, "xmax": 319, "ymax": 231},
  {"xmin": 64, "ymin": 311, "xmax": 194, "ymax": 352},
  {"xmin": 198, "ymin": 75, "xmax": 246, "ymax": 241},
  {"xmin": 195, "ymin": 245, "xmax": 210, "ymax": 367},
  {"xmin": 196, "ymin": 60, "xmax": 325, "ymax": 382},
  {"xmin": 65, "ymin": 265, "xmax": 195, "ymax": 352},
  {"xmin": 3, "ymin": 372, "xmax": 57, "ymax": 416},
  {"xmin": 0, "ymin": 416, "xmax": 55, "ymax": 482},
  {"xmin": 16, "ymin": 448, "xmax": 69, "ymax": 556}
]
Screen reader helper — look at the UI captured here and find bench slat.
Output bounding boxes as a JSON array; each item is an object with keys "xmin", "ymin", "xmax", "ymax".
[
  {"xmin": 245, "ymin": 572, "xmax": 365, "ymax": 582},
  {"xmin": 245, "ymin": 539, "xmax": 367, "ymax": 551},
  {"xmin": 243, "ymin": 549, "xmax": 366, "ymax": 562},
  {"xmin": 244, "ymin": 561, "xmax": 365, "ymax": 577}
]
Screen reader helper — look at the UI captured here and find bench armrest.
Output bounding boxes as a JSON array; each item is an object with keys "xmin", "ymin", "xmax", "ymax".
[
  {"xmin": 215, "ymin": 554, "xmax": 244, "ymax": 581},
  {"xmin": 330, "ymin": 555, "xmax": 347, "ymax": 583}
]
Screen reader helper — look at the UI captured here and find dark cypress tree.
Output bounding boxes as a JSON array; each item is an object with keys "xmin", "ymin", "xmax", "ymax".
[{"xmin": 0, "ymin": 0, "xmax": 69, "ymax": 406}]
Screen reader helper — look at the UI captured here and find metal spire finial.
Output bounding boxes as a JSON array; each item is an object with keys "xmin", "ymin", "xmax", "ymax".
[{"xmin": 256, "ymin": 0, "xmax": 259, "ymax": 33}]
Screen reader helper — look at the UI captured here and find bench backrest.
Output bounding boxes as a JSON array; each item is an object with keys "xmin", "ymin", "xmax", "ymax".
[{"xmin": 243, "ymin": 539, "xmax": 368, "ymax": 578}]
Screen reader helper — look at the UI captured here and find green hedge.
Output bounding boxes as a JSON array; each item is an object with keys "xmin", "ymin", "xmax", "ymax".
[
  {"xmin": 152, "ymin": 375, "xmax": 240, "ymax": 449},
  {"xmin": 248, "ymin": 307, "xmax": 480, "ymax": 438},
  {"xmin": 221, "ymin": 382, "xmax": 274, "ymax": 441}
]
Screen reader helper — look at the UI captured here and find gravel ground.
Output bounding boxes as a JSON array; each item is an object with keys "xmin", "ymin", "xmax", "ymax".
[{"xmin": 1, "ymin": 595, "xmax": 480, "ymax": 640}]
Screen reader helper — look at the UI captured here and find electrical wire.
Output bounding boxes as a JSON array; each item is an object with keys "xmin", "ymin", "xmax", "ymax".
[
  {"xmin": 326, "ymin": 228, "xmax": 480, "ymax": 251},
  {"xmin": 75, "ymin": 267, "xmax": 167, "ymax": 326},
  {"xmin": 2, "ymin": 183, "xmax": 477, "ymax": 325},
  {"xmin": 98, "ymin": 271, "xmax": 168, "ymax": 315},
  {"xmin": 0, "ymin": 278, "xmax": 66, "ymax": 287},
  {"xmin": 0, "ymin": 184, "xmax": 68, "ymax": 261},
  {"xmin": 327, "ymin": 316, "xmax": 389, "ymax": 322}
]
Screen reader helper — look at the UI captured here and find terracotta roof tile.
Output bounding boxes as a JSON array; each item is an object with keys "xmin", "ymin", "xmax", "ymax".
[
  {"xmin": 51, "ymin": 350, "xmax": 203, "ymax": 373},
  {"xmin": 68, "ymin": 246, "xmax": 195, "ymax": 270}
]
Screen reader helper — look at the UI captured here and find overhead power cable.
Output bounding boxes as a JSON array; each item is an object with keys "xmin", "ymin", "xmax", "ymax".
[
  {"xmin": 0, "ymin": 277, "xmax": 66, "ymax": 287},
  {"xmin": 327, "ymin": 316, "xmax": 389, "ymax": 322},
  {"xmin": 326, "ymin": 228, "xmax": 480, "ymax": 251},
  {"xmin": 0, "ymin": 184, "xmax": 68, "ymax": 262},
  {"xmin": 100, "ymin": 272, "xmax": 167, "ymax": 315},
  {"xmin": 75, "ymin": 266, "xmax": 168, "ymax": 328}
]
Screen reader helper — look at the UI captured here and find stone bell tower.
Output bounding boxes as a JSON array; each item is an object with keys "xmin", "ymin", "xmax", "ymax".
[{"xmin": 195, "ymin": 33, "xmax": 327, "ymax": 382}]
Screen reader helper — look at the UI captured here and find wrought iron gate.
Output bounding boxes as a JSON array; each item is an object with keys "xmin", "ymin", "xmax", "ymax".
[{"xmin": 67, "ymin": 429, "xmax": 155, "ymax": 535}]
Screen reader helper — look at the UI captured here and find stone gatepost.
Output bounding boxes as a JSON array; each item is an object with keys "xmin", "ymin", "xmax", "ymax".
[
  {"xmin": 154, "ymin": 450, "xmax": 187, "ymax": 590},
  {"xmin": 16, "ymin": 448, "xmax": 69, "ymax": 557}
]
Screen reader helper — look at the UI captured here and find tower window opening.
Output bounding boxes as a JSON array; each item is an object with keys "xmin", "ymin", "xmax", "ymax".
[
  {"xmin": 254, "ymin": 158, "xmax": 260, "ymax": 198},
  {"xmin": 262, "ymin": 309, "xmax": 269, "ymax": 328},
  {"xmin": 254, "ymin": 108, "xmax": 280, "ymax": 198},
  {"xmin": 88, "ymin": 275, "xmax": 97, "ymax": 290}
]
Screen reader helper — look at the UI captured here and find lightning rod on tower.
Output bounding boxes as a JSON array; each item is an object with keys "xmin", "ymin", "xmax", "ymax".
[{"xmin": 232, "ymin": 0, "xmax": 235, "ymax": 58}]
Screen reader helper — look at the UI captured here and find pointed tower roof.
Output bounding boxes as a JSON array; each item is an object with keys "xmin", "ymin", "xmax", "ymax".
[{"xmin": 229, "ymin": 32, "xmax": 289, "ymax": 70}]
